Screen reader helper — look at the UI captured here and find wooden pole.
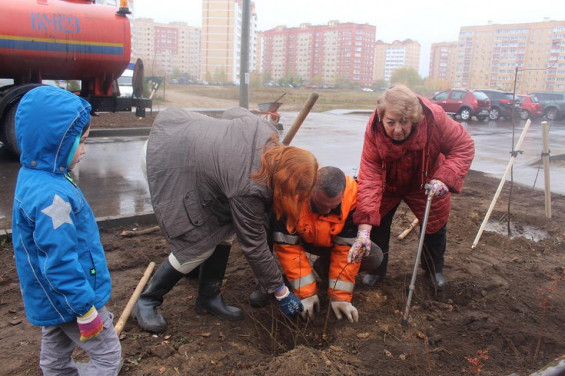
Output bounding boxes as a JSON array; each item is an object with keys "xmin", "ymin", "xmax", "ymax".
[
  {"xmin": 282, "ymin": 92, "xmax": 319, "ymax": 146},
  {"xmin": 541, "ymin": 121, "xmax": 552, "ymax": 218},
  {"xmin": 471, "ymin": 119, "xmax": 532, "ymax": 249},
  {"xmin": 398, "ymin": 218, "xmax": 419, "ymax": 240},
  {"xmin": 114, "ymin": 261, "xmax": 156, "ymax": 335}
]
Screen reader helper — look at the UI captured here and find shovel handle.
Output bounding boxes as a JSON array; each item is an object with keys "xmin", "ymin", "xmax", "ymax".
[
  {"xmin": 114, "ymin": 261, "xmax": 156, "ymax": 335},
  {"xmin": 282, "ymin": 92, "xmax": 319, "ymax": 146}
]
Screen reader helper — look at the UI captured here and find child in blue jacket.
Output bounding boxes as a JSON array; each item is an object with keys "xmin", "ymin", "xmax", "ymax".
[{"xmin": 11, "ymin": 86, "xmax": 121, "ymax": 375}]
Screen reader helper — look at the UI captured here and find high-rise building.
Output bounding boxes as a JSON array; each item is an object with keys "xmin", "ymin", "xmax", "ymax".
[
  {"xmin": 261, "ymin": 21, "xmax": 376, "ymax": 85},
  {"xmin": 429, "ymin": 41, "xmax": 458, "ymax": 85},
  {"xmin": 200, "ymin": 0, "xmax": 257, "ymax": 83},
  {"xmin": 455, "ymin": 20, "xmax": 565, "ymax": 92},
  {"xmin": 256, "ymin": 31, "xmax": 264, "ymax": 75},
  {"xmin": 132, "ymin": 18, "xmax": 200, "ymax": 78},
  {"xmin": 373, "ymin": 39, "xmax": 421, "ymax": 83}
]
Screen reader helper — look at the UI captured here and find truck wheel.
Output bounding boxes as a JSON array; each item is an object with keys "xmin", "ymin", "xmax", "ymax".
[{"xmin": 2, "ymin": 102, "xmax": 20, "ymax": 156}]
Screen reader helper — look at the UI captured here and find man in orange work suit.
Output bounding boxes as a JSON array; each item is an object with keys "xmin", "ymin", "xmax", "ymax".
[{"xmin": 272, "ymin": 166, "xmax": 383, "ymax": 322}]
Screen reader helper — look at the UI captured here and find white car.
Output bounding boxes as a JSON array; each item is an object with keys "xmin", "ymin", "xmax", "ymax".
[{"xmin": 118, "ymin": 64, "xmax": 134, "ymax": 97}]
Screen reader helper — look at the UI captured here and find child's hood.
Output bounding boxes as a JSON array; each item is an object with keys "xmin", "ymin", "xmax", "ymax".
[{"xmin": 15, "ymin": 86, "xmax": 91, "ymax": 173}]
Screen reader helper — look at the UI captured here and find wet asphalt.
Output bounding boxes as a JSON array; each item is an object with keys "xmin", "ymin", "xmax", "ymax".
[{"xmin": 1, "ymin": 111, "xmax": 564, "ymax": 233}]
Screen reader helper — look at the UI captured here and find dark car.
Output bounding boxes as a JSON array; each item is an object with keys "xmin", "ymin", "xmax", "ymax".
[
  {"xmin": 474, "ymin": 89, "xmax": 515, "ymax": 121},
  {"xmin": 515, "ymin": 94, "xmax": 544, "ymax": 120},
  {"xmin": 527, "ymin": 92, "xmax": 565, "ymax": 121},
  {"xmin": 430, "ymin": 88, "xmax": 491, "ymax": 121}
]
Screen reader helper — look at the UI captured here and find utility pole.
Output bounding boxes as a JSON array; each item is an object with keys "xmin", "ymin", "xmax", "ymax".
[{"xmin": 239, "ymin": 0, "xmax": 250, "ymax": 108}]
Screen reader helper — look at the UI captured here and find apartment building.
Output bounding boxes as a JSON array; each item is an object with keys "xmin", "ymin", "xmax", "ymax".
[
  {"xmin": 261, "ymin": 21, "xmax": 376, "ymax": 86},
  {"xmin": 454, "ymin": 20, "xmax": 565, "ymax": 92},
  {"xmin": 132, "ymin": 18, "xmax": 200, "ymax": 78},
  {"xmin": 429, "ymin": 41, "xmax": 458, "ymax": 85},
  {"xmin": 200, "ymin": 0, "xmax": 257, "ymax": 83},
  {"xmin": 373, "ymin": 39, "xmax": 420, "ymax": 83}
]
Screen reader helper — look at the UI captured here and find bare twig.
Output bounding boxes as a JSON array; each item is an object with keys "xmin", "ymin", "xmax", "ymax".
[{"xmin": 120, "ymin": 225, "xmax": 160, "ymax": 238}]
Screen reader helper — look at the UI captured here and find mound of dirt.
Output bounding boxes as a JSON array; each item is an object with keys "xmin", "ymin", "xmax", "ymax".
[{"xmin": 1, "ymin": 169, "xmax": 564, "ymax": 375}]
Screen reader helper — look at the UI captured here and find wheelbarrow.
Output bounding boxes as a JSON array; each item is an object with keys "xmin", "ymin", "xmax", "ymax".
[{"xmin": 256, "ymin": 92, "xmax": 286, "ymax": 129}]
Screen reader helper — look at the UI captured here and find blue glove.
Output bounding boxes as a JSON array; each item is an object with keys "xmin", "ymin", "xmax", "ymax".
[{"xmin": 275, "ymin": 286, "xmax": 304, "ymax": 318}]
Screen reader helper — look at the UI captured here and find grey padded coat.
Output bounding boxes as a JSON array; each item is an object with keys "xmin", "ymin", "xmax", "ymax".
[{"xmin": 146, "ymin": 107, "xmax": 284, "ymax": 293}]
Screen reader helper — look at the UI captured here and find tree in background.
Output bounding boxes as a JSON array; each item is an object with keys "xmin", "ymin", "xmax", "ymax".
[
  {"xmin": 422, "ymin": 77, "xmax": 452, "ymax": 94},
  {"xmin": 335, "ymin": 76, "xmax": 361, "ymax": 90},
  {"xmin": 370, "ymin": 79, "xmax": 388, "ymax": 91},
  {"xmin": 390, "ymin": 67, "xmax": 423, "ymax": 89},
  {"xmin": 278, "ymin": 73, "xmax": 303, "ymax": 87}
]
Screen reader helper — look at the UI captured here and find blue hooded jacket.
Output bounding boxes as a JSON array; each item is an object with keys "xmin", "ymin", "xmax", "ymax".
[{"xmin": 11, "ymin": 86, "xmax": 112, "ymax": 326}]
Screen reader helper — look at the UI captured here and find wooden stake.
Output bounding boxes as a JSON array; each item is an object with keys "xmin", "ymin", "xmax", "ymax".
[
  {"xmin": 114, "ymin": 261, "xmax": 156, "ymax": 335},
  {"xmin": 471, "ymin": 119, "xmax": 531, "ymax": 249},
  {"xmin": 541, "ymin": 121, "xmax": 552, "ymax": 218},
  {"xmin": 398, "ymin": 218, "xmax": 419, "ymax": 240}
]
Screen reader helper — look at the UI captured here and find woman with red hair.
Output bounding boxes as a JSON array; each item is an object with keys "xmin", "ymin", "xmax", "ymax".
[{"xmin": 134, "ymin": 107, "xmax": 316, "ymax": 333}]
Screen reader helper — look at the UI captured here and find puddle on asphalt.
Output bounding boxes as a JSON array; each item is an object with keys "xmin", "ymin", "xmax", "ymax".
[{"xmin": 485, "ymin": 220, "xmax": 549, "ymax": 242}]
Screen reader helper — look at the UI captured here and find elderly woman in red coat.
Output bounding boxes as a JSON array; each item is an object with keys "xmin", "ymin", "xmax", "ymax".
[{"xmin": 350, "ymin": 85, "xmax": 475, "ymax": 290}]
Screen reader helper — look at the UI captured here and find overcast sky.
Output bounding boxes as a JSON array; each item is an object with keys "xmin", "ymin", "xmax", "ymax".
[{"xmin": 133, "ymin": 0, "xmax": 564, "ymax": 77}]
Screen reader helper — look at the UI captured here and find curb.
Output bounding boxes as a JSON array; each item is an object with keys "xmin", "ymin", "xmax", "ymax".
[
  {"xmin": 1, "ymin": 212, "xmax": 158, "ymax": 242},
  {"xmin": 89, "ymin": 128, "xmax": 151, "ymax": 138}
]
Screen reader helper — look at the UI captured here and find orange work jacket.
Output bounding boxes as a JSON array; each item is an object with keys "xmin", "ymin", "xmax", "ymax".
[{"xmin": 274, "ymin": 176, "xmax": 360, "ymax": 302}]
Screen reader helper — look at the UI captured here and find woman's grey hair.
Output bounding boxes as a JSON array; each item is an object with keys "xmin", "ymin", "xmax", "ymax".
[
  {"xmin": 315, "ymin": 166, "xmax": 346, "ymax": 197},
  {"xmin": 376, "ymin": 84, "xmax": 423, "ymax": 124}
]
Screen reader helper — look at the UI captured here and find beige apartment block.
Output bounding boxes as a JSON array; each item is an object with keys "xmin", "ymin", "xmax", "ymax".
[
  {"xmin": 429, "ymin": 41, "xmax": 458, "ymax": 86},
  {"xmin": 262, "ymin": 21, "xmax": 376, "ymax": 86},
  {"xmin": 256, "ymin": 31, "xmax": 264, "ymax": 74},
  {"xmin": 201, "ymin": 0, "xmax": 257, "ymax": 84},
  {"xmin": 373, "ymin": 39, "xmax": 421, "ymax": 83},
  {"xmin": 455, "ymin": 20, "xmax": 565, "ymax": 92},
  {"xmin": 132, "ymin": 18, "xmax": 200, "ymax": 79}
]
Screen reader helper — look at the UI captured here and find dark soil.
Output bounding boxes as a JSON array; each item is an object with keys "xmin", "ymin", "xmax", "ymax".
[{"xmin": 1, "ymin": 113, "xmax": 564, "ymax": 376}]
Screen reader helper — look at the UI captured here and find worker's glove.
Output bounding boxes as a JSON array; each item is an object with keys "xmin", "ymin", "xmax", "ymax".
[
  {"xmin": 330, "ymin": 301, "xmax": 359, "ymax": 323},
  {"xmin": 426, "ymin": 179, "xmax": 449, "ymax": 197},
  {"xmin": 348, "ymin": 229, "xmax": 371, "ymax": 263},
  {"xmin": 275, "ymin": 286, "xmax": 304, "ymax": 318},
  {"xmin": 299, "ymin": 294, "xmax": 320, "ymax": 321},
  {"xmin": 77, "ymin": 306, "xmax": 103, "ymax": 342}
]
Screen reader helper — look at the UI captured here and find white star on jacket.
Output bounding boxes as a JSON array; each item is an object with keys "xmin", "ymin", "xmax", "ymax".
[{"xmin": 41, "ymin": 194, "xmax": 73, "ymax": 229}]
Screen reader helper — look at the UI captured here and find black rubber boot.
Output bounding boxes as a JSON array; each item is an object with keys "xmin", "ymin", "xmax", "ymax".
[
  {"xmin": 422, "ymin": 225, "xmax": 447, "ymax": 291},
  {"xmin": 249, "ymin": 287, "xmax": 270, "ymax": 308},
  {"xmin": 133, "ymin": 258, "xmax": 184, "ymax": 333},
  {"xmin": 362, "ymin": 250, "xmax": 388, "ymax": 287},
  {"xmin": 360, "ymin": 242, "xmax": 386, "ymax": 286},
  {"xmin": 360, "ymin": 242, "xmax": 384, "ymax": 272},
  {"xmin": 363, "ymin": 206, "xmax": 397, "ymax": 287},
  {"xmin": 185, "ymin": 265, "xmax": 200, "ymax": 280},
  {"xmin": 195, "ymin": 244, "xmax": 244, "ymax": 321}
]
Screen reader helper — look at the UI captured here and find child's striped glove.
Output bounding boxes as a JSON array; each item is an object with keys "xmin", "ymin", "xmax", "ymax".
[{"xmin": 77, "ymin": 306, "xmax": 103, "ymax": 341}]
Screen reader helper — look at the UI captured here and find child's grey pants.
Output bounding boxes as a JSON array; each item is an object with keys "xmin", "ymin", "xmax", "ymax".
[{"xmin": 39, "ymin": 306, "xmax": 122, "ymax": 376}]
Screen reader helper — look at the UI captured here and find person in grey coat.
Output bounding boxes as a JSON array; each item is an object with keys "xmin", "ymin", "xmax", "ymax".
[{"xmin": 134, "ymin": 107, "xmax": 318, "ymax": 333}]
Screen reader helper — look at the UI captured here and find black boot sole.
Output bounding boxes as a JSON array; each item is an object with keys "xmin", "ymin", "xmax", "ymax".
[
  {"xmin": 132, "ymin": 301, "xmax": 167, "ymax": 333},
  {"xmin": 194, "ymin": 301, "xmax": 244, "ymax": 322}
]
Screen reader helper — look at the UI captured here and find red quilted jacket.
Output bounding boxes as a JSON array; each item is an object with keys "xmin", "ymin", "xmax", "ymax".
[{"xmin": 353, "ymin": 96, "xmax": 475, "ymax": 233}]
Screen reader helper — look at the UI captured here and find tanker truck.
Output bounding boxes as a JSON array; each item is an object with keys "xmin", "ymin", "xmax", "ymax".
[{"xmin": 0, "ymin": 0, "xmax": 151, "ymax": 155}]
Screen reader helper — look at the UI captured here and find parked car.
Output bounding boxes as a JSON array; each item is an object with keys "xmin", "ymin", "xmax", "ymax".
[
  {"xmin": 527, "ymin": 92, "xmax": 565, "ymax": 121},
  {"xmin": 117, "ymin": 62, "xmax": 134, "ymax": 97},
  {"xmin": 474, "ymin": 89, "xmax": 515, "ymax": 120},
  {"xmin": 515, "ymin": 94, "xmax": 544, "ymax": 120},
  {"xmin": 430, "ymin": 88, "xmax": 491, "ymax": 121}
]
